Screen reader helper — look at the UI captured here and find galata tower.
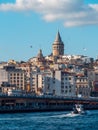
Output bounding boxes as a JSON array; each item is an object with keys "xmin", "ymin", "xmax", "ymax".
[{"xmin": 52, "ymin": 31, "xmax": 64, "ymax": 57}]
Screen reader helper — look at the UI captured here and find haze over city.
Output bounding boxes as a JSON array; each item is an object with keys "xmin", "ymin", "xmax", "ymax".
[{"xmin": 0, "ymin": 0, "xmax": 98, "ymax": 61}]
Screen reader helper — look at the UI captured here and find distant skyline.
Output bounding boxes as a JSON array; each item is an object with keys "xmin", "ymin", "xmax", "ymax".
[{"xmin": 0, "ymin": 0, "xmax": 98, "ymax": 61}]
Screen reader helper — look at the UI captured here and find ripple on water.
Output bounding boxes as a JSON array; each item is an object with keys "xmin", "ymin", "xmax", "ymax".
[{"xmin": 0, "ymin": 111, "xmax": 98, "ymax": 130}]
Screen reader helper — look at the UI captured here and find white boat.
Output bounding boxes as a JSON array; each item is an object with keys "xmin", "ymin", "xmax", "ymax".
[{"xmin": 71, "ymin": 104, "xmax": 86, "ymax": 115}]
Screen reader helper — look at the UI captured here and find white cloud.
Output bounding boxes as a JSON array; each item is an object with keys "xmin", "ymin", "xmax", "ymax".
[{"xmin": 0, "ymin": 0, "xmax": 98, "ymax": 27}]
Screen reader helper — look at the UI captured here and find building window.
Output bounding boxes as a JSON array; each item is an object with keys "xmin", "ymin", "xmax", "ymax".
[
  {"xmin": 17, "ymin": 73, "xmax": 19, "ymax": 76},
  {"xmin": 61, "ymin": 82, "xmax": 64, "ymax": 85},
  {"xmin": 17, "ymin": 80, "xmax": 19, "ymax": 82},
  {"xmin": 61, "ymin": 86, "xmax": 64, "ymax": 89},
  {"xmin": 65, "ymin": 90, "xmax": 67, "ymax": 93},
  {"xmin": 61, "ymin": 78, "xmax": 64, "ymax": 80},
  {"xmin": 61, "ymin": 90, "xmax": 64, "ymax": 93},
  {"xmin": 65, "ymin": 86, "xmax": 68, "ymax": 88},
  {"xmin": 65, "ymin": 78, "xmax": 67, "ymax": 80}
]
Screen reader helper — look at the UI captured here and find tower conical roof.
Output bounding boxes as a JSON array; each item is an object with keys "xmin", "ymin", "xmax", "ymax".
[
  {"xmin": 55, "ymin": 31, "xmax": 61, "ymax": 42},
  {"xmin": 53, "ymin": 31, "xmax": 64, "ymax": 45}
]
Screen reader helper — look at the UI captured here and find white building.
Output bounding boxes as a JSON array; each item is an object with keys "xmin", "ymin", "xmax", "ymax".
[
  {"xmin": 0, "ymin": 69, "xmax": 8, "ymax": 89},
  {"xmin": 54, "ymin": 70, "xmax": 76, "ymax": 97}
]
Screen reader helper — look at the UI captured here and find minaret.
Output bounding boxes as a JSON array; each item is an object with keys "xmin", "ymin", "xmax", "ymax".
[
  {"xmin": 36, "ymin": 49, "xmax": 45, "ymax": 66},
  {"xmin": 52, "ymin": 31, "xmax": 64, "ymax": 57},
  {"xmin": 37, "ymin": 49, "xmax": 43, "ymax": 59}
]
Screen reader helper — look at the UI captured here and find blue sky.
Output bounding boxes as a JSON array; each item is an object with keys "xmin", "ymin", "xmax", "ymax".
[{"xmin": 0, "ymin": 0, "xmax": 98, "ymax": 61}]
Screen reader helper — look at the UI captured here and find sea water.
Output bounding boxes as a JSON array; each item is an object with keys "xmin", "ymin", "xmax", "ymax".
[{"xmin": 0, "ymin": 110, "xmax": 98, "ymax": 130}]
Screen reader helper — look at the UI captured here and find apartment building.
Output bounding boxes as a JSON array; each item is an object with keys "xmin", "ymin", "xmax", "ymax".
[
  {"xmin": 54, "ymin": 70, "xmax": 76, "ymax": 97},
  {"xmin": 88, "ymin": 69, "xmax": 98, "ymax": 96},
  {"xmin": 3, "ymin": 66, "xmax": 26, "ymax": 90},
  {"xmin": 76, "ymin": 75, "xmax": 90, "ymax": 97}
]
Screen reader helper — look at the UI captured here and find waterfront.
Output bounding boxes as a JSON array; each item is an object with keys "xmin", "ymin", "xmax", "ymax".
[{"xmin": 0, "ymin": 111, "xmax": 98, "ymax": 130}]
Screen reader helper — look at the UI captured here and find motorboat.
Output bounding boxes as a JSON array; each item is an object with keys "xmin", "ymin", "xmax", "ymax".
[{"xmin": 71, "ymin": 104, "xmax": 86, "ymax": 115}]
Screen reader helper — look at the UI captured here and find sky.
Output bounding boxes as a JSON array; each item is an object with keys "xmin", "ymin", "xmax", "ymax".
[{"xmin": 0, "ymin": 0, "xmax": 98, "ymax": 61}]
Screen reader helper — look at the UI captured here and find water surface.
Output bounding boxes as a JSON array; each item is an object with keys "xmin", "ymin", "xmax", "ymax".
[{"xmin": 0, "ymin": 110, "xmax": 98, "ymax": 130}]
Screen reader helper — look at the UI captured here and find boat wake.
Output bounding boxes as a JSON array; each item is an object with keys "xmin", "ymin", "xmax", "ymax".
[
  {"xmin": 65, "ymin": 113, "xmax": 81, "ymax": 117},
  {"xmin": 63, "ymin": 110, "xmax": 91, "ymax": 118},
  {"xmin": 46, "ymin": 113, "xmax": 81, "ymax": 118},
  {"xmin": 51, "ymin": 111, "xmax": 91, "ymax": 118}
]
